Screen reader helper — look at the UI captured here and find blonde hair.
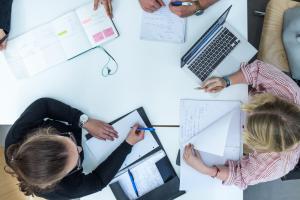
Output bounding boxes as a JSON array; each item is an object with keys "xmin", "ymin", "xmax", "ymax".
[{"xmin": 243, "ymin": 93, "xmax": 300, "ymax": 153}]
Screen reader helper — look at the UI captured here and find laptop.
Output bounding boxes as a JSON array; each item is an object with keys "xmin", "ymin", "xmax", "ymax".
[{"xmin": 181, "ymin": 5, "xmax": 257, "ymax": 83}]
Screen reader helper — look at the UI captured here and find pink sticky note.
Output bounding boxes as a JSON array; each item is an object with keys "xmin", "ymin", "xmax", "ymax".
[
  {"xmin": 93, "ymin": 32, "xmax": 104, "ymax": 43},
  {"xmin": 103, "ymin": 27, "xmax": 114, "ymax": 38}
]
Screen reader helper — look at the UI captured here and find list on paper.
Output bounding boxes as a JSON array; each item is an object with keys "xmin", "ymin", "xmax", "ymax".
[{"xmin": 140, "ymin": 0, "xmax": 186, "ymax": 43}]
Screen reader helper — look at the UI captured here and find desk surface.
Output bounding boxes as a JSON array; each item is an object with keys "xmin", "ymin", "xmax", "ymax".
[{"xmin": 0, "ymin": 0, "xmax": 248, "ymax": 199}]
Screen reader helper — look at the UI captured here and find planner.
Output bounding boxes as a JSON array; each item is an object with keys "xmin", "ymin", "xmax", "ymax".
[{"xmin": 4, "ymin": 2, "xmax": 118, "ymax": 79}]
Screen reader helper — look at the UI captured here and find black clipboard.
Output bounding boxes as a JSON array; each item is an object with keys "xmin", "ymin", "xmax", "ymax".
[{"xmin": 86, "ymin": 107, "xmax": 185, "ymax": 200}]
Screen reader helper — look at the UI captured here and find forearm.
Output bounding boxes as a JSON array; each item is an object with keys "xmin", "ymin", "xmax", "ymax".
[
  {"xmin": 198, "ymin": 165, "xmax": 229, "ymax": 181},
  {"xmin": 94, "ymin": 141, "xmax": 132, "ymax": 187},
  {"xmin": 228, "ymin": 69, "xmax": 248, "ymax": 85},
  {"xmin": 198, "ymin": 0, "xmax": 218, "ymax": 9}
]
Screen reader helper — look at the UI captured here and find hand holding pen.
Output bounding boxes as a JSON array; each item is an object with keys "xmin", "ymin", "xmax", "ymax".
[
  {"xmin": 195, "ymin": 77, "xmax": 227, "ymax": 93},
  {"xmin": 169, "ymin": 0, "xmax": 201, "ymax": 18}
]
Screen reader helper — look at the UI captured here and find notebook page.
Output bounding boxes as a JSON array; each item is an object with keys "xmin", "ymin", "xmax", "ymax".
[
  {"xmin": 75, "ymin": 3, "xmax": 119, "ymax": 47},
  {"xmin": 51, "ymin": 12, "xmax": 91, "ymax": 59},
  {"xmin": 113, "ymin": 150, "xmax": 165, "ymax": 200},
  {"xmin": 140, "ymin": 0, "xmax": 186, "ymax": 43},
  {"xmin": 4, "ymin": 23, "xmax": 66, "ymax": 77},
  {"xmin": 180, "ymin": 100, "xmax": 241, "ymax": 147},
  {"xmin": 86, "ymin": 111, "xmax": 159, "ymax": 171}
]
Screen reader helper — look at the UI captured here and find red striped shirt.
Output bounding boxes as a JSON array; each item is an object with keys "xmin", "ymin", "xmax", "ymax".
[{"xmin": 224, "ymin": 60, "xmax": 300, "ymax": 189}]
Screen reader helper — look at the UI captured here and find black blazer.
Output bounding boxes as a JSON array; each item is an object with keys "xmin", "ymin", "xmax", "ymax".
[
  {"xmin": 5, "ymin": 98, "xmax": 132, "ymax": 200},
  {"xmin": 0, "ymin": 0, "xmax": 13, "ymax": 36}
]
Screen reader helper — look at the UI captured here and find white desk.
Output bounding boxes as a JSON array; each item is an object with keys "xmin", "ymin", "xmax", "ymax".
[{"xmin": 0, "ymin": 0, "xmax": 248, "ymax": 199}]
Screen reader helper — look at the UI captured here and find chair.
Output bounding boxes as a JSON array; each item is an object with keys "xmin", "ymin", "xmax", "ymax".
[{"xmin": 258, "ymin": 0, "xmax": 300, "ymax": 72}]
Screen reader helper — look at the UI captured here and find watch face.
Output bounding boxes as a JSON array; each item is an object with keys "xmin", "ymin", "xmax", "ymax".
[
  {"xmin": 195, "ymin": 10, "xmax": 204, "ymax": 16},
  {"xmin": 80, "ymin": 114, "xmax": 88, "ymax": 124}
]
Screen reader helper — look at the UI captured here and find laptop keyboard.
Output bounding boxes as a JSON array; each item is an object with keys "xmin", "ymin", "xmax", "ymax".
[{"xmin": 188, "ymin": 28, "xmax": 240, "ymax": 81}]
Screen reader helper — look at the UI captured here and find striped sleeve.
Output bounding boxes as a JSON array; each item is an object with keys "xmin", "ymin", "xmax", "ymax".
[
  {"xmin": 223, "ymin": 153, "xmax": 282, "ymax": 189},
  {"xmin": 240, "ymin": 60, "xmax": 300, "ymax": 105}
]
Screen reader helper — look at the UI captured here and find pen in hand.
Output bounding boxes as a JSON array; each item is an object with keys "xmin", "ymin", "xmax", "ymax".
[{"xmin": 171, "ymin": 1, "xmax": 193, "ymax": 6}]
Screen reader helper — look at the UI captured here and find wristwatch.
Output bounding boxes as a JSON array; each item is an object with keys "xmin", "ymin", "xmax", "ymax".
[
  {"xmin": 194, "ymin": 1, "xmax": 205, "ymax": 16},
  {"xmin": 194, "ymin": 8, "xmax": 205, "ymax": 16},
  {"xmin": 79, "ymin": 114, "xmax": 89, "ymax": 128},
  {"xmin": 222, "ymin": 76, "xmax": 231, "ymax": 87}
]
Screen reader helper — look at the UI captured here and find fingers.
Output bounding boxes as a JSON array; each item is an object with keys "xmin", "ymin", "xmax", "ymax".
[
  {"xmin": 0, "ymin": 40, "xmax": 7, "ymax": 51},
  {"xmin": 152, "ymin": 0, "xmax": 161, "ymax": 10},
  {"xmin": 94, "ymin": 0, "xmax": 100, "ymax": 10},
  {"xmin": 183, "ymin": 143, "xmax": 192, "ymax": 160},
  {"xmin": 157, "ymin": 0, "xmax": 165, "ymax": 6},
  {"xmin": 104, "ymin": 124, "xmax": 118, "ymax": 136},
  {"xmin": 108, "ymin": 0, "xmax": 113, "ymax": 18},
  {"xmin": 102, "ymin": 0, "xmax": 112, "ymax": 18},
  {"xmin": 202, "ymin": 78, "xmax": 218, "ymax": 88}
]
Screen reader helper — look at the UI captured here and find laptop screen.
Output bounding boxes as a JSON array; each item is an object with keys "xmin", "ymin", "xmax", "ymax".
[{"xmin": 181, "ymin": 5, "xmax": 232, "ymax": 67}]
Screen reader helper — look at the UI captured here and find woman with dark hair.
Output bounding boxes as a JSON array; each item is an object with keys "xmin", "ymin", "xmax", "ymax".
[{"xmin": 5, "ymin": 98, "xmax": 144, "ymax": 199}]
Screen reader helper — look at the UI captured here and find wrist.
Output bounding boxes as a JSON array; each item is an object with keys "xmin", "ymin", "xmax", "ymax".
[
  {"xmin": 125, "ymin": 138, "xmax": 135, "ymax": 146},
  {"xmin": 198, "ymin": 0, "xmax": 214, "ymax": 9},
  {"xmin": 222, "ymin": 76, "xmax": 231, "ymax": 87},
  {"xmin": 79, "ymin": 114, "xmax": 89, "ymax": 129}
]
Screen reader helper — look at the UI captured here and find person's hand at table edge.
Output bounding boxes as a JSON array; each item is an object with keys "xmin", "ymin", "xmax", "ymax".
[
  {"xmin": 0, "ymin": 29, "xmax": 8, "ymax": 51},
  {"xmin": 126, "ymin": 124, "xmax": 145, "ymax": 146},
  {"xmin": 169, "ymin": 0, "xmax": 218, "ymax": 18},
  {"xmin": 139, "ymin": 0, "xmax": 165, "ymax": 13},
  {"xmin": 94, "ymin": 0, "xmax": 113, "ymax": 18},
  {"xmin": 199, "ymin": 77, "xmax": 227, "ymax": 93},
  {"xmin": 83, "ymin": 118, "xmax": 118, "ymax": 141}
]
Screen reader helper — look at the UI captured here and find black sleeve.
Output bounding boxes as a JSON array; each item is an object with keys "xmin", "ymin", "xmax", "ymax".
[
  {"xmin": 5, "ymin": 98, "xmax": 83, "ymax": 160},
  {"xmin": 61, "ymin": 141, "xmax": 132, "ymax": 199},
  {"xmin": 0, "ymin": 0, "xmax": 13, "ymax": 34}
]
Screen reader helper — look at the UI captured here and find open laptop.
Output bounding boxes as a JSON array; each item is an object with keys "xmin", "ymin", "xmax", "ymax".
[{"xmin": 181, "ymin": 5, "xmax": 257, "ymax": 83}]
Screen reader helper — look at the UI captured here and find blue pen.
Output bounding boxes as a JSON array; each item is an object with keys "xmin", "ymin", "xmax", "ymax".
[
  {"xmin": 137, "ymin": 127, "xmax": 155, "ymax": 132},
  {"xmin": 128, "ymin": 169, "xmax": 139, "ymax": 197},
  {"xmin": 171, "ymin": 1, "xmax": 193, "ymax": 6}
]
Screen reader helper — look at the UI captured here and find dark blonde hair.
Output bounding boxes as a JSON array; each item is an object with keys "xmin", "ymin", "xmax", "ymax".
[
  {"xmin": 5, "ymin": 127, "xmax": 69, "ymax": 196},
  {"xmin": 243, "ymin": 93, "xmax": 300, "ymax": 152}
]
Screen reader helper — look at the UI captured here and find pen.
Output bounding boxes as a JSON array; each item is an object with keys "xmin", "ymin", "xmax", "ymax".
[
  {"xmin": 194, "ymin": 86, "xmax": 224, "ymax": 90},
  {"xmin": 171, "ymin": 1, "xmax": 193, "ymax": 6},
  {"xmin": 128, "ymin": 169, "xmax": 139, "ymax": 197},
  {"xmin": 131, "ymin": 127, "xmax": 156, "ymax": 132}
]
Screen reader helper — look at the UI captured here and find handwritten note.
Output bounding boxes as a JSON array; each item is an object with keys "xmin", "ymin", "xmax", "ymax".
[{"xmin": 140, "ymin": 0, "xmax": 186, "ymax": 43}]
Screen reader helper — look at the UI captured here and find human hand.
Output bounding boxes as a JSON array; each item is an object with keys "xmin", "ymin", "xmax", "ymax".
[
  {"xmin": 94, "ymin": 0, "xmax": 113, "ymax": 18},
  {"xmin": 183, "ymin": 144, "xmax": 213, "ymax": 175},
  {"xmin": 126, "ymin": 124, "xmax": 145, "ymax": 145},
  {"xmin": 0, "ymin": 29, "xmax": 7, "ymax": 51},
  {"xmin": 169, "ymin": 0, "xmax": 200, "ymax": 18},
  {"xmin": 200, "ymin": 77, "xmax": 226, "ymax": 93},
  {"xmin": 83, "ymin": 118, "xmax": 118, "ymax": 141},
  {"xmin": 139, "ymin": 0, "xmax": 165, "ymax": 13}
]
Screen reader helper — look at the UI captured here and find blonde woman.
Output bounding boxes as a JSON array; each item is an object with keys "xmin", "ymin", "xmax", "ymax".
[{"xmin": 183, "ymin": 60, "xmax": 300, "ymax": 189}]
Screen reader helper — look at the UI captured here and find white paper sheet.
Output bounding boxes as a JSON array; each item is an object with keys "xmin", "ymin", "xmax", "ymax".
[
  {"xmin": 180, "ymin": 100, "xmax": 241, "ymax": 148},
  {"xmin": 140, "ymin": 0, "xmax": 186, "ymax": 43},
  {"xmin": 86, "ymin": 110, "xmax": 159, "ymax": 170},
  {"xmin": 75, "ymin": 3, "xmax": 119, "ymax": 47},
  {"xmin": 113, "ymin": 150, "xmax": 165, "ymax": 200},
  {"xmin": 190, "ymin": 110, "xmax": 234, "ymax": 156},
  {"xmin": 179, "ymin": 100, "xmax": 243, "ymax": 191},
  {"xmin": 51, "ymin": 12, "xmax": 91, "ymax": 59}
]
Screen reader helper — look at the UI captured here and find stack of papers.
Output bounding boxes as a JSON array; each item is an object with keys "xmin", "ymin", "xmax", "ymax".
[
  {"xmin": 113, "ymin": 150, "xmax": 166, "ymax": 200},
  {"xmin": 179, "ymin": 99, "xmax": 243, "ymax": 191}
]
